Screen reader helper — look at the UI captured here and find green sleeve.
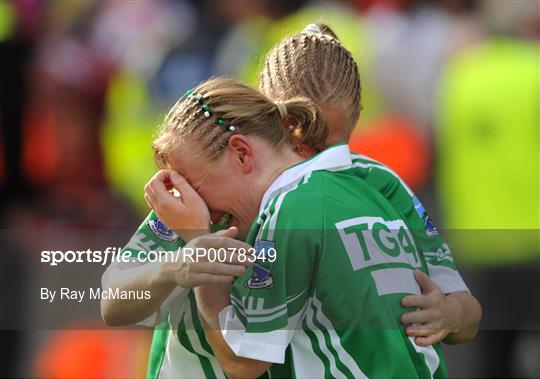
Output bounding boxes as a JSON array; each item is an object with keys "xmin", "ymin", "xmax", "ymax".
[{"xmin": 362, "ymin": 166, "xmax": 468, "ymax": 293}]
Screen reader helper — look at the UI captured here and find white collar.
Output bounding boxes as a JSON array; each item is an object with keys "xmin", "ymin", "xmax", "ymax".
[{"xmin": 259, "ymin": 144, "xmax": 352, "ymax": 214}]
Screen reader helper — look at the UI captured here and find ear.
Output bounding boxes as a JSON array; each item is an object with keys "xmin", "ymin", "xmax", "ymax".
[{"xmin": 227, "ymin": 135, "xmax": 254, "ymax": 174}]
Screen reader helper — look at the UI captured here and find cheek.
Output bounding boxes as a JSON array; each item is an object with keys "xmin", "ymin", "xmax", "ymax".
[
  {"xmin": 198, "ymin": 156, "xmax": 245, "ymax": 211},
  {"xmin": 196, "ymin": 187, "xmax": 220, "ymax": 210},
  {"xmin": 198, "ymin": 176, "xmax": 232, "ymax": 210}
]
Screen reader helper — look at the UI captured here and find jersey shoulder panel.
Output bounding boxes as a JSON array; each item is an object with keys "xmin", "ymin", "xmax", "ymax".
[{"xmin": 122, "ymin": 211, "xmax": 185, "ymax": 260}]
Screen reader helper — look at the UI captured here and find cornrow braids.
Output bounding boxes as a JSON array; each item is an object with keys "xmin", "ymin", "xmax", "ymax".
[
  {"xmin": 260, "ymin": 22, "xmax": 362, "ymax": 130},
  {"xmin": 303, "ymin": 34, "xmax": 324, "ymax": 99},
  {"xmin": 152, "ymin": 77, "xmax": 328, "ymax": 167}
]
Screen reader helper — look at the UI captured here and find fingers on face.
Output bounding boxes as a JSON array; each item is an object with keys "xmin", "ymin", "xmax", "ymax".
[
  {"xmin": 144, "ymin": 185, "xmax": 167, "ymax": 216},
  {"xmin": 144, "ymin": 193, "xmax": 155, "ymax": 210},
  {"xmin": 145, "ymin": 177, "xmax": 164, "ymax": 208},
  {"xmin": 213, "ymin": 227, "xmax": 238, "ymax": 239},
  {"xmin": 150, "ymin": 172, "xmax": 173, "ymax": 197},
  {"xmin": 146, "ymin": 170, "xmax": 169, "ymax": 189},
  {"xmin": 155, "ymin": 169, "xmax": 173, "ymax": 185},
  {"xmin": 145, "ymin": 171, "xmax": 177, "ymax": 206},
  {"xmin": 170, "ymin": 171, "xmax": 195, "ymax": 200},
  {"xmin": 145, "ymin": 175, "xmax": 184, "ymax": 214},
  {"xmin": 144, "ymin": 180, "xmax": 156, "ymax": 199}
]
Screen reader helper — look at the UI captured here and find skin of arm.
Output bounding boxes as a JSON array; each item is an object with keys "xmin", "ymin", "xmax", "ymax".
[
  {"xmin": 401, "ymin": 270, "xmax": 482, "ymax": 346},
  {"xmin": 195, "ymin": 282, "xmax": 271, "ymax": 379},
  {"xmin": 101, "ymin": 169, "xmax": 235, "ymax": 327},
  {"xmin": 101, "ymin": 232, "xmax": 250, "ymax": 327},
  {"xmin": 442, "ymin": 291, "xmax": 482, "ymax": 345},
  {"xmin": 101, "ymin": 261, "xmax": 177, "ymax": 326}
]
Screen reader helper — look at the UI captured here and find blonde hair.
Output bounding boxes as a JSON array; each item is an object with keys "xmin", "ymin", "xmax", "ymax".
[
  {"xmin": 152, "ymin": 77, "xmax": 328, "ymax": 167},
  {"xmin": 260, "ymin": 22, "xmax": 361, "ymax": 130}
]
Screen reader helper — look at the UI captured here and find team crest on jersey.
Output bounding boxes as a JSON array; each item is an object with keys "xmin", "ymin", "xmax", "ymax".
[
  {"xmin": 245, "ymin": 240, "xmax": 275, "ymax": 289},
  {"xmin": 147, "ymin": 219, "xmax": 179, "ymax": 242},
  {"xmin": 412, "ymin": 196, "xmax": 439, "ymax": 237}
]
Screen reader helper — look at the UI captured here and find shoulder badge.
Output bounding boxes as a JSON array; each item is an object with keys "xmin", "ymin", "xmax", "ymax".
[
  {"xmin": 245, "ymin": 240, "xmax": 275, "ymax": 289},
  {"xmin": 147, "ymin": 219, "xmax": 179, "ymax": 242},
  {"xmin": 412, "ymin": 196, "xmax": 439, "ymax": 237}
]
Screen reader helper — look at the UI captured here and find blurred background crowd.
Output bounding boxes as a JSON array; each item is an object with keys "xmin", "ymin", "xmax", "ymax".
[{"xmin": 0, "ymin": 0, "xmax": 538, "ymax": 377}]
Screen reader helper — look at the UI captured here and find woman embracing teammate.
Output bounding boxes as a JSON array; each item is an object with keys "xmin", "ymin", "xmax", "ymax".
[{"xmin": 101, "ymin": 23, "xmax": 481, "ymax": 379}]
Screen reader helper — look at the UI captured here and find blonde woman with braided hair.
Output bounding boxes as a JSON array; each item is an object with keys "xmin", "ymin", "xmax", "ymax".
[
  {"xmin": 260, "ymin": 21, "xmax": 481, "ymax": 346},
  {"xmin": 147, "ymin": 75, "xmax": 456, "ymax": 378},
  {"xmin": 260, "ymin": 22, "xmax": 362, "ymax": 149}
]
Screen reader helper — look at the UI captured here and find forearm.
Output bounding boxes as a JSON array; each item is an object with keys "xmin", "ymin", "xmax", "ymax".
[
  {"xmin": 100, "ymin": 262, "xmax": 177, "ymax": 326},
  {"xmin": 443, "ymin": 291, "xmax": 482, "ymax": 344},
  {"xmin": 195, "ymin": 283, "xmax": 231, "ymax": 329},
  {"xmin": 195, "ymin": 285, "xmax": 270, "ymax": 378}
]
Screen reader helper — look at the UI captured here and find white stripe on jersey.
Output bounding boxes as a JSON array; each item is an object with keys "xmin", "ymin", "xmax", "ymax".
[
  {"xmin": 157, "ymin": 293, "xmax": 226, "ymax": 379},
  {"xmin": 351, "ymin": 159, "xmax": 415, "ymax": 197},
  {"xmin": 291, "ymin": 329, "xmax": 327, "ymax": 377},
  {"xmin": 247, "ymin": 287, "xmax": 308, "ymax": 315},
  {"xmin": 409, "ymin": 336, "xmax": 440, "ymax": 378},
  {"xmin": 183, "ymin": 298, "xmax": 226, "ymax": 379},
  {"xmin": 247, "ymin": 308, "xmax": 288, "ymax": 323},
  {"xmin": 426, "ymin": 263, "xmax": 469, "ymax": 294},
  {"xmin": 266, "ymin": 178, "xmax": 303, "ymax": 240},
  {"xmin": 230, "ymin": 287, "xmax": 309, "ymax": 324},
  {"xmin": 219, "ymin": 301, "xmax": 309, "ymax": 364},
  {"xmin": 311, "ymin": 295, "xmax": 368, "ymax": 378},
  {"xmin": 371, "ymin": 268, "xmax": 421, "ymax": 296},
  {"xmin": 259, "ymin": 170, "xmax": 315, "ymax": 241},
  {"xmin": 159, "ymin": 327, "xmax": 206, "ymax": 379},
  {"xmin": 424, "ymin": 251, "xmax": 454, "ymax": 262},
  {"xmin": 304, "ymin": 298, "xmax": 347, "ymax": 378}
]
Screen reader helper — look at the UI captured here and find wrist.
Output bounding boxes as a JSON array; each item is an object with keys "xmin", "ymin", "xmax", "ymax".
[
  {"xmin": 446, "ymin": 295, "xmax": 465, "ymax": 334},
  {"xmin": 156, "ymin": 260, "xmax": 176, "ymax": 288},
  {"xmin": 178, "ymin": 228, "xmax": 210, "ymax": 242}
]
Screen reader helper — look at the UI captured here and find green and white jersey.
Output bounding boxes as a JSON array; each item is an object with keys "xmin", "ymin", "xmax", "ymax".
[
  {"xmin": 349, "ymin": 153, "xmax": 468, "ymax": 294},
  {"xmin": 220, "ymin": 144, "xmax": 448, "ymax": 378},
  {"xmin": 109, "ymin": 145, "xmax": 467, "ymax": 378},
  {"xmin": 104, "ymin": 212, "xmax": 227, "ymax": 379}
]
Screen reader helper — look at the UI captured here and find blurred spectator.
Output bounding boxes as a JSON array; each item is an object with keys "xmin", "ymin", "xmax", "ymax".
[
  {"xmin": 212, "ymin": 0, "xmax": 303, "ymax": 79},
  {"xmin": 33, "ymin": 328, "xmax": 151, "ymax": 378},
  {"xmin": 0, "ymin": 0, "xmax": 40, "ymax": 198},
  {"xmin": 98, "ymin": 0, "xmax": 227, "ymax": 212},
  {"xmin": 349, "ymin": 116, "xmax": 431, "ymax": 190},
  {"xmin": 365, "ymin": 0, "xmax": 483, "ymax": 132},
  {"xmin": 0, "ymin": 1, "xmax": 42, "ymax": 376},
  {"xmin": 436, "ymin": 1, "xmax": 539, "ymax": 377},
  {"xmin": 1, "ymin": 1, "xmax": 144, "ymax": 376},
  {"xmin": 236, "ymin": 0, "xmax": 387, "ymax": 124}
]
